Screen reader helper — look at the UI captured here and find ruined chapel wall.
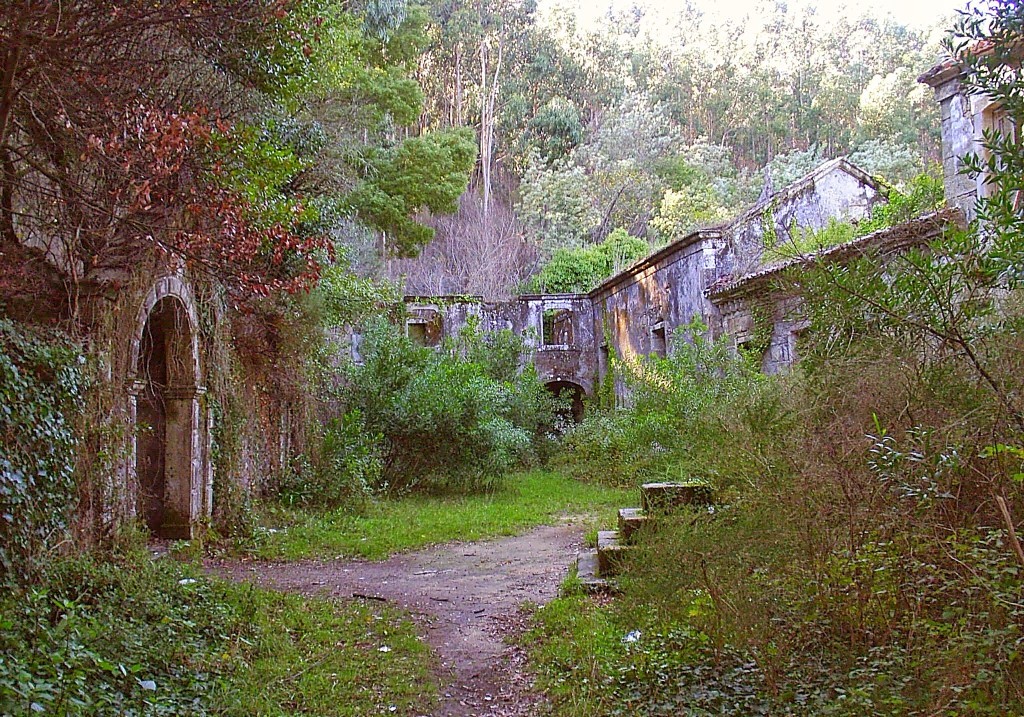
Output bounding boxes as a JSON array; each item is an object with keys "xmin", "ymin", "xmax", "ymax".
[{"xmin": 723, "ymin": 162, "xmax": 882, "ymax": 278}]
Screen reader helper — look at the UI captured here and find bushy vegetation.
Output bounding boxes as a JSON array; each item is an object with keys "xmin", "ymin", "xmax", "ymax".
[
  {"xmin": 285, "ymin": 315, "xmax": 558, "ymax": 499},
  {"xmin": 0, "ymin": 321, "xmax": 86, "ymax": 586},
  {"xmin": 558, "ymin": 319, "xmax": 780, "ymax": 490},
  {"xmin": 525, "ymin": 228, "xmax": 649, "ymax": 294},
  {"xmin": 534, "ymin": 280, "xmax": 1024, "ymax": 712},
  {"xmin": 0, "ymin": 535, "xmax": 435, "ymax": 716}
]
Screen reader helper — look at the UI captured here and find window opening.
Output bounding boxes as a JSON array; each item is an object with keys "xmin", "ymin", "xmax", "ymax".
[
  {"xmin": 651, "ymin": 323, "xmax": 667, "ymax": 358},
  {"xmin": 543, "ymin": 309, "xmax": 573, "ymax": 346},
  {"xmin": 407, "ymin": 322, "xmax": 428, "ymax": 346}
]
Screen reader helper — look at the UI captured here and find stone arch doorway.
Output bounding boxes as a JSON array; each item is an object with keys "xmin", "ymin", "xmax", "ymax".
[
  {"xmin": 128, "ymin": 277, "xmax": 206, "ymax": 539},
  {"xmin": 545, "ymin": 380, "xmax": 586, "ymax": 426}
]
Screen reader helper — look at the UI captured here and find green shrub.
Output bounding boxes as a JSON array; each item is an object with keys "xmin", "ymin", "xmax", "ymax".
[
  {"xmin": 0, "ymin": 551, "xmax": 239, "ymax": 715},
  {"xmin": 526, "ymin": 228, "xmax": 649, "ymax": 294},
  {"xmin": 275, "ymin": 411, "xmax": 381, "ymax": 510},
  {"xmin": 558, "ymin": 318, "xmax": 789, "ymax": 490},
  {"xmin": 337, "ymin": 317, "xmax": 556, "ymax": 494},
  {"xmin": 0, "ymin": 320, "xmax": 86, "ymax": 586}
]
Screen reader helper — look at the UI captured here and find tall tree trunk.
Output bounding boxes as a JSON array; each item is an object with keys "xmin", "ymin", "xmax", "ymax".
[
  {"xmin": 454, "ymin": 42, "xmax": 463, "ymax": 127},
  {"xmin": 0, "ymin": 21, "xmax": 25, "ymax": 161},
  {"xmin": 479, "ymin": 37, "xmax": 503, "ymax": 226}
]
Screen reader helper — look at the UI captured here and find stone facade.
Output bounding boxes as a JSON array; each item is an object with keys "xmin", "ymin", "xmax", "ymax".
[
  {"xmin": 919, "ymin": 57, "xmax": 1011, "ymax": 219},
  {"xmin": 708, "ymin": 208, "xmax": 965, "ymax": 374},
  {"xmin": 402, "ymin": 293, "xmax": 598, "ymax": 397}
]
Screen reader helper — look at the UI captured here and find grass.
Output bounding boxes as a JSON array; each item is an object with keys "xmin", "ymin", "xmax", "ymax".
[
  {"xmin": 252, "ymin": 469, "xmax": 634, "ymax": 561},
  {"xmin": 218, "ymin": 582, "xmax": 435, "ymax": 715},
  {"xmin": 519, "ymin": 581, "xmax": 622, "ymax": 717},
  {"xmin": 0, "ymin": 548, "xmax": 436, "ymax": 716},
  {"xmin": 524, "ymin": 576, "xmax": 774, "ymax": 717}
]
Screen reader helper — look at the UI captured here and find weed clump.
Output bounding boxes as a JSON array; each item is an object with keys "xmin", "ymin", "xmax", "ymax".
[{"xmin": 539, "ymin": 168, "xmax": 1024, "ymax": 712}]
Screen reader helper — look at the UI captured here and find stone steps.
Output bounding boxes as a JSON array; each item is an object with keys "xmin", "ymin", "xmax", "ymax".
[
  {"xmin": 597, "ymin": 530, "xmax": 629, "ymax": 576},
  {"xmin": 641, "ymin": 481, "xmax": 714, "ymax": 512},
  {"xmin": 572, "ymin": 482, "xmax": 716, "ymax": 589},
  {"xmin": 618, "ymin": 507, "xmax": 648, "ymax": 542},
  {"xmin": 574, "ymin": 549, "xmax": 611, "ymax": 593}
]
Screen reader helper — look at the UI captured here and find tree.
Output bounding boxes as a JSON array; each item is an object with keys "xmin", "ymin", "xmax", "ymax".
[
  {"xmin": 0, "ymin": 0, "xmax": 474, "ymax": 307},
  {"xmin": 526, "ymin": 227, "xmax": 647, "ymax": 294},
  {"xmin": 0, "ymin": 1, "xmax": 336, "ymax": 301},
  {"xmin": 350, "ymin": 128, "xmax": 477, "ymax": 256},
  {"xmin": 517, "ymin": 152, "xmax": 598, "ymax": 257}
]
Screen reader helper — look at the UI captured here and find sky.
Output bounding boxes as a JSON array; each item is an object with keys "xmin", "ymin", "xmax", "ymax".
[{"xmin": 538, "ymin": 0, "xmax": 972, "ymax": 36}]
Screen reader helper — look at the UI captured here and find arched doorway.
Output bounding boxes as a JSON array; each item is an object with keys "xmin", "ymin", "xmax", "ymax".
[
  {"xmin": 129, "ymin": 278, "xmax": 204, "ymax": 539},
  {"xmin": 545, "ymin": 380, "xmax": 586, "ymax": 426}
]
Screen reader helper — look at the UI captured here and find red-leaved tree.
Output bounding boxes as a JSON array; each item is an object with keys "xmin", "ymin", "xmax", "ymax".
[{"xmin": 0, "ymin": 1, "xmax": 330, "ymax": 307}]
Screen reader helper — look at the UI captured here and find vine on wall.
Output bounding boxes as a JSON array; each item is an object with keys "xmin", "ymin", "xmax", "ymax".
[{"xmin": 0, "ymin": 320, "xmax": 86, "ymax": 585}]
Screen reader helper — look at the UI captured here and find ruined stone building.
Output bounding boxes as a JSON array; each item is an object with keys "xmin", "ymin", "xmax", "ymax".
[
  {"xmin": 79, "ymin": 53, "xmax": 1000, "ymax": 537},
  {"xmin": 402, "ymin": 59, "xmax": 990, "ymax": 411},
  {"xmin": 402, "ymin": 160, "xmax": 883, "ymax": 406},
  {"xmin": 3, "ymin": 49, "xmax": 995, "ymax": 541}
]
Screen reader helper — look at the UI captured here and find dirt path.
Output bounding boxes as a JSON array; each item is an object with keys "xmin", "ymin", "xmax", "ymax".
[{"xmin": 208, "ymin": 521, "xmax": 586, "ymax": 717}]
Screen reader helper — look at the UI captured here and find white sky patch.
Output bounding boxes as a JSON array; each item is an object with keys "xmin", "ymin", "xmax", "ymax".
[{"xmin": 538, "ymin": 0, "xmax": 970, "ymax": 38}]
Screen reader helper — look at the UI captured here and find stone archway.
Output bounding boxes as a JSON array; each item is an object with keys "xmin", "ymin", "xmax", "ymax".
[
  {"xmin": 127, "ymin": 276, "xmax": 206, "ymax": 539},
  {"xmin": 545, "ymin": 380, "xmax": 586, "ymax": 425}
]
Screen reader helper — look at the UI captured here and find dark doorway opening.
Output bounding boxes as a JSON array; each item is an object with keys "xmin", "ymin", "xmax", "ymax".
[
  {"xmin": 136, "ymin": 297, "xmax": 195, "ymax": 538},
  {"xmin": 545, "ymin": 380, "xmax": 586, "ymax": 426}
]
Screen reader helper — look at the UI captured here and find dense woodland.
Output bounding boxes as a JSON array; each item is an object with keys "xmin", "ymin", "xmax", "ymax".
[
  {"xmin": 3, "ymin": 0, "xmax": 1024, "ymax": 715},
  {"xmin": 385, "ymin": 0, "xmax": 950, "ymax": 295}
]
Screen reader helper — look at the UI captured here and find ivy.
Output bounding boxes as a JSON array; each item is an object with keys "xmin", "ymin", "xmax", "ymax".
[
  {"xmin": 0, "ymin": 320, "xmax": 87, "ymax": 586},
  {"xmin": 527, "ymin": 228, "xmax": 648, "ymax": 294}
]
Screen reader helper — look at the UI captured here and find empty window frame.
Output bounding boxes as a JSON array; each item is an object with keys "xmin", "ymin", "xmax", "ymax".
[
  {"xmin": 650, "ymin": 322, "xmax": 667, "ymax": 358},
  {"xmin": 542, "ymin": 308, "xmax": 574, "ymax": 346}
]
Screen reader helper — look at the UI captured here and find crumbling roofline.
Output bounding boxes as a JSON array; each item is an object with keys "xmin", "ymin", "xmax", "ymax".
[
  {"xmin": 403, "ymin": 294, "xmax": 484, "ymax": 303},
  {"xmin": 705, "ymin": 208, "xmax": 965, "ymax": 301},
  {"xmin": 586, "ymin": 158, "xmax": 879, "ymax": 301}
]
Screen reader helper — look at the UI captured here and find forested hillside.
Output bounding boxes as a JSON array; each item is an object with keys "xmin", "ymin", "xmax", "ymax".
[{"xmin": 378, "ymin": 0, "xmax": 950, "ymax": 297}]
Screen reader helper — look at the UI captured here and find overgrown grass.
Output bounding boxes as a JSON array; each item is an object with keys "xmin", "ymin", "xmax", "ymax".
[
  {"xmin": 0, "ymin": 540, "xmax": 436, "ymax": 716},
  {"xmin": 253, "ymin": 470, "xmax": 633, "ymax": 561},
  {"xmin": 221, "ymin": 585, "xmax": 433, "ymax": 715},
  {"xmin": 521, "ymin": 588, "xmax": 621, "ymax": 716},
  {"xmin": 527, "ymin": 582, "xmax": 784, "ymax": 717}
]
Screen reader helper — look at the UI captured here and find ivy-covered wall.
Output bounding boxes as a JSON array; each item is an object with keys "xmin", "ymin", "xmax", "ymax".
[
  {"xmin": 1, "ymin": 263, "xmax": 310, "ymax": 565},
  {"xmin": 0, "ymin": 320, "xmax": 86, "ymax": 585}
]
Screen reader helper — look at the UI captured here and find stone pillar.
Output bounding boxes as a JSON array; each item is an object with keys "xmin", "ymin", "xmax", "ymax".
[
  {"xmin": 921, "ymin": 66, "xmax": 978, "ymax": 219},
  {"xmin": 162, "ymin": 385, "xmax": 205, "ymax": 539}
]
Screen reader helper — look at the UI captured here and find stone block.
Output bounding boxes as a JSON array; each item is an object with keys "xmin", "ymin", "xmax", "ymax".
[
  {"xmin": 575, "ymin": 549, "xmax": 611, "ymax": 593},
  {"xmin": 641, "ymin": 482, "xmax": 714, "ymax": 512},
  {"xmin": 618, "ymin": 507, "xmax": 648, "ymax": 543},
  {"xmin": 597, "ymin": 530, "xmax": 629, "ymax": 576}
]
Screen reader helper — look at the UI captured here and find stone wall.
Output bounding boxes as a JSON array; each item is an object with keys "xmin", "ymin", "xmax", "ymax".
[
  {"xmin": 708, "ymin": 209, "xmax": 964, "ymax": 374},
  {"xmin": 403, "ymin": 159, "xmax": 886, "ymax": 404},
  {"xmin": 921, "ymin": 64, "xmax": 974, "ymax": 216}
]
